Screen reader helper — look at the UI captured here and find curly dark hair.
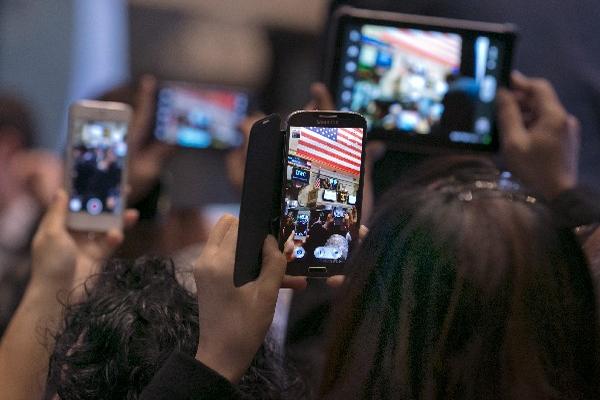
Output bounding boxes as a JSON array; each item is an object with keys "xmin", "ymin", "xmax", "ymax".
[{"xmin": 48, "ymin": 257, "xmax": 307, "ymax": 400}]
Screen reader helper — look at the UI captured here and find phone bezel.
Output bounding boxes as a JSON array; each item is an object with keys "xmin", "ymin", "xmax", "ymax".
[
  {"xmin": 326, "ymin": 6, "xmax": 518, "ymax": 153},
  {"xmin": 282, "ymin": 110, "xmax": 367, "ymax": 277},
  {"xmin": 153, "ymin": 80, "xmax": 250, "ymax": 151},
  {"xmin": 66, "ymin": 100, "xmax": 132, "ymax": 232}
]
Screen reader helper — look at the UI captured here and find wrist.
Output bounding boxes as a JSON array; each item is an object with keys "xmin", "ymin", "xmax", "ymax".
[
  {"xmin": 195, "ymin": 340, "xmax": 247, "ymax": 383},
  {"xmin": 542, "ymin": 176, "xmax": 577, "ymax": 200},
  {"xmin": 20, "ymin": 279, "xmax": 68, "ymax": 320},
  {"xmin": 28, "ymin": 271, "xmax": 72, "ymax": 295}
]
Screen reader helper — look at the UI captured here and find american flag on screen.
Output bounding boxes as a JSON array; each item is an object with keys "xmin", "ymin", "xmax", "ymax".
[
  {"xmin": 297, "ymin": 127, "xmax": 363, "ymax": 176},
  {"xmin": 379, "ymin": 28, "xmax": 461, "ymax": 68}
]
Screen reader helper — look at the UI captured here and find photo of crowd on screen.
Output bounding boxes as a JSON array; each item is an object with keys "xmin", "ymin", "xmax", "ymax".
[
  {"xmin": 281, "ymin": 149, "xmax": 360, "ymax": 263},
  {"xmin": 70, "ymin": 121, "xmax": 127, "ymax": 215},
  {"xmin": 347, "ymin": 25, "xmax": 481, "ymax": 136}
]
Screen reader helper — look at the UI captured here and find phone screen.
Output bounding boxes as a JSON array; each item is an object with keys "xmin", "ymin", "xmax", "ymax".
[
  {"xmin": 68, "ymin": 119, "xmax": 128, "ymax": 216},
  {"xmin": 154, "ymin": 82, "xmax": 248, "ymax": 149},
  {"xmin": 281, "ymin": 119, "xmax": 365, "ymax": 273},
  {"xmin": 331, "ymin": 13, "xmax": 514, "ymax": 151}
]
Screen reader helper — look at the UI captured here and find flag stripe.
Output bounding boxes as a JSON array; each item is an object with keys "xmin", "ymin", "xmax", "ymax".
[
  {"xmin": 296, "ymin": 127, "xmax": 363, "ymax": 176},
  {"xmin": 299, "ymin": 129, "xmax": 362, "ymax": 160},
  {"xmin": 378, "ymin": 29, "xmax": 461, "ymax": 67},
  {"xmin": 338, "ymin": 129, "xmax": 364, "ymax": 146},
  {"xmin": 337, "ymin": 135, "xmax": 363, "ymax": 152},
  {"xmin": 297, "ymin": 147, "xmax": 360, "ymax": 175},
  {"xmin": 340, "ymin": 127, "xmax": 364, "ymax": 139},
  {"xmin": 297, "ymin": 141, "xmax": 361, "ymax": 169}
]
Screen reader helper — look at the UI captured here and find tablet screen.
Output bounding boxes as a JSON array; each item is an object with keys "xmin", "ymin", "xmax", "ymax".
[{"xmin": 331, "ymin": 12, "xmax": 515, "ymax": 151}]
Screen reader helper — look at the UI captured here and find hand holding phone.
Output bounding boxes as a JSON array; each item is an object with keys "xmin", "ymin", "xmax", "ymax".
[{"xmin": 66, "ymin": 100, "xmax": 132, "ymax": 232}]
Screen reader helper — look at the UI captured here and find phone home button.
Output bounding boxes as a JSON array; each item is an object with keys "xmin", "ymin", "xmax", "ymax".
[{"xmin": 308, "ymin": 266, "xmax": 328, "ymax": 274}]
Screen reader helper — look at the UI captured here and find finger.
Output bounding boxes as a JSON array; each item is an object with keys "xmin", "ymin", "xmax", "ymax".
[
  {"xmin": 130, "ymin": 75, "xmax": 157, "ymax": 152},
  {"xmin": 566, "ymin": 113, "xmax": 582, "ymax": 152},
  {"xmin": 309, "ymin": 82, "xmax": 336, "ymax": 110},
  {"xmin": 104, "ymin": 228, "xmax": 125, "ymax": 250},
  {"xmin": 284, "ymin": 231, "xmax": 295, "ymax": 258},
  {"xmin": 205, "ymin": 214, "xmax": 237, "ymax": 249},
  {"xmin": 509, "ymin": 70, "xmax": 528, "ymax": 89},
  {"xmin": 142, "ymin": 141, "xmax": 176, "ymax": 164},
  {"xmin": 39, "ymin": 189, "xmax": 69, "ymax": 233},
  {"xmin": 496, "ymin": 89, "xmax": 527, "ymax": 151},
  {"xmin": 123, "ymin": 209, "xmax": 139, "ymax": 229},
  {"xmin": 566, "ymin": 114, "xmax": 581, "ymax": 139},
  {"xmin": 510, "ymin": 72, "xmax": 563, "ymax": 116},
  {"xmin": 358, "ymin": 225, "xmax": 369, "ymax": 244},
  {"xmin": 257, "ymin": 235, "xmax": 287, "ymax": 293},
  {"xmin": 282, "ymin": 275, "xmax": 308, "ymax": 290},
  {"xmin": 220, "ymin": 217, "xmax": 239, "ymax": 257},
  {"xmin": 326, "ymin": 275, "xmax": 345, "ymax": 288}
]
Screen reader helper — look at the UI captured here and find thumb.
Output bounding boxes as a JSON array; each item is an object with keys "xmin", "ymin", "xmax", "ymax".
[
  {"xmin": 497, "ymin": 88, "xmax": 527, "ymax": 151},
  {"xmin": 39, "ymin": 189, "xmax": 69, "ymax": 233},
  {"xmin": 309, "ymin": 82, "xmax": 336, "ymax": 110},
  {"xmin": 566, "ymin": 114, "xmax": 581, "ymax": 142},
  {"xmin": 257, "ymin": 235, "xmax": 286, "ymax": 293},
  {"xmin": 130, "ymin": 75, "xmax": 157, "ymax": 152}
]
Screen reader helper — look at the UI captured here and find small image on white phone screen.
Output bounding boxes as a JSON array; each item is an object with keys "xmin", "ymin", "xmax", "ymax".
[{"xmin": 66, "ymin": 101, "xmax": 131, "ymax": 231}]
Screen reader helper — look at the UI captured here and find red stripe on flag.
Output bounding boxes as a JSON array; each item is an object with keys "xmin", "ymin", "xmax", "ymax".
[
  {"xmin": 300, "ymin": 128, "xmax": 362, "ymax": 159},
  {"xmin": 299, "ymin": 130, "xmax": 362, "ymax": 163},
  {"xmin": 297, "ymin": 148, "xmax": 358, "ymax": 176},
  {"xmin": 297, "ymin": 141, "xmax": 361, "ymax": 169},
  {"xmin": 296, "ymin": 127, "xmax": 363, "ymax": 176},
  {"xmin": 381, "ymin": 32, "xmax": 460, "ymax": 67}
]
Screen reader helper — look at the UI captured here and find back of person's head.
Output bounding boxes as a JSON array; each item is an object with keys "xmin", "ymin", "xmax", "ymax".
[
  {"xmin": 321, "ymin": 157, "xmax": 600, "ymax": 399},
  {"xmin": 0, "ymin": 94, "xmax": 34, "ymax": 148},
  {"xmin": 48, "ymin": 257, "xmax": 306, "ymax": 400}
]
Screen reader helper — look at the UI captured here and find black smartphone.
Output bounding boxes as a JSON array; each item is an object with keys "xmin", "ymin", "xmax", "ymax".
[
  {"xmin": 280, "ymin": 111, "xmax": 367, "ymax": 277},
  {"xmin": 233, "ymin": 115, "xmax": 284, "ymax": 287},
  {"xmin": 326, "ymin": 7, "xmax": 517, "ymax": 153},
  {"xmin": 154, "ymin": 81, "xmax": 248, "ymax": 150}
]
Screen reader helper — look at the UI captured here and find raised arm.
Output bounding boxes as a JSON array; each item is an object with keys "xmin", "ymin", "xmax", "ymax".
[{"xmin": 0, "ymin": 191, "xmax": 136, "ymax": 400}]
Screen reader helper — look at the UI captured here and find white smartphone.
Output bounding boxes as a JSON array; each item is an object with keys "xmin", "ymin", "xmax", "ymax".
[{"xmin": 66, "ymin": 100, "xmax": 132, "ymax": 232}]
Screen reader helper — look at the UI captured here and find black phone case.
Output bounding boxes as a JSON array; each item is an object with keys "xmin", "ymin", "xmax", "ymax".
[{"xmin": 234, "ymin": 114, "xmax": 284, "ymax": 287}]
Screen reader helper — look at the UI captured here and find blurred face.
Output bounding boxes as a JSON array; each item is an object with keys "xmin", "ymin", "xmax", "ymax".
[
  {"xmin": 0, "ymin": 127, "xmax": 25, "ymax": 161},
  {"xmin": 0, "ymin": 128, "xmax": 27, "ymax": 203}
]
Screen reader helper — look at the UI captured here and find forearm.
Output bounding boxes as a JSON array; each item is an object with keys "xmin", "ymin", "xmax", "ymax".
[{"xmin": 0, "ymin": 279, "xmax": 66, "ymax": 400}]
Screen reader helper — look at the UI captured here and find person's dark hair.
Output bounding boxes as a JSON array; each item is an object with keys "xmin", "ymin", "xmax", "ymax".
[
  {"xmin": 48, "ymin": 257, "xmax": 306, "ymax": 400},
  {"xmin": 0, "ymin": 94, "xmax": 34, "ymax": 148},
  {"xmin": 321, "ymin": 157, "xmax": 600, "ymax": 399}
]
